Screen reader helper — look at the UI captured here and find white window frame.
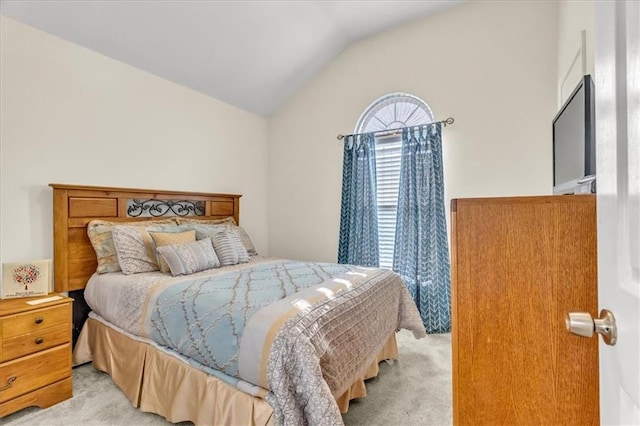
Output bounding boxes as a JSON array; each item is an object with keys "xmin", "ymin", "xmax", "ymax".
[{"xmin": 355, "ymin": 93, "xmax": 434, "ymax": 269}]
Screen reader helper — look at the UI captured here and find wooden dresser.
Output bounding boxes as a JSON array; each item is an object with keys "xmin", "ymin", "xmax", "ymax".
[
  {"xmin": 451, "ymin": 195, "xmax": 598, "ymax": 425},
  {"xmin": 0, "ymin": 295, "xmax": 73, "ymax": 417}
]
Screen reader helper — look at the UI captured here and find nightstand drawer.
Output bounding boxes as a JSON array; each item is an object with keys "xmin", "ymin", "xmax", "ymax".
[
  {"xmin": 0, "ymin": 344, "xmax": 71, "ymax": 403},
  {"xmin": 1, "ymin": 323, "xmax": 70, "ymax": 362},
  {"xmin": 1, "ymin": 305, "xmax": 69, "ymax": 339}
]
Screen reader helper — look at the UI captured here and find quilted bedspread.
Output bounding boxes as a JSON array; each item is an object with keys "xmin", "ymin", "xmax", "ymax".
[
  {"xmin": 145, "ymin": 260, "xmax": 357, "ymax": 378},
  {"xmin": 102, "ymin": 258, "xmax": 425, "ymax": 425},
  {"xmin": 240, "ymin": 266, "xmax": 426, "ymax": 425}
]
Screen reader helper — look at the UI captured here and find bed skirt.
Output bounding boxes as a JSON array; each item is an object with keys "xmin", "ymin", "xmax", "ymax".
[{"xmin": 73, "ymin": 317, "xmax": 398, "ymax": 425}]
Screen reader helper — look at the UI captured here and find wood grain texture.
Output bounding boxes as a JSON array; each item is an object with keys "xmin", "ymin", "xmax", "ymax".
[
  {"xmin": 450, "ymin": 198, "xmax": 460, "ymax": 424},
  {"xmin": 209, "ymin": 200, "xmax": 234, "ymax": 216},
  {"xmin": 0, "ymin": 344, "xmax": 71, "ymax": 403},
  {"xmin": 2, "ymin": 323, "xmax": 70, "ymax": 362},
  {"xmin": 69, "ymin": 197, "xmax": 118, "ymax": 218},
  {"xmin": 2, "ymin": 304, "xmax": 69, "ymax": 339},
  {"xmin": 0, "ymin": 298, "xmax": 72, "ymax": 417},
  {"xmin": 52, "ymin": 188, "xmax": 69, "ymax": 295},
  {"xmin": 0, "ymin": 377, "xmax": 72, "ymax": 417},
  {"xmin": 451, "ymin": 195, "xmax": 598, "ymax": 426},
  {"xmin": 49, "ymin": 184, "xmax": 242, "ymax": 292},
  {"xmin": 0, "ymin": 295, "xmax": 72, "ymax": 317}
]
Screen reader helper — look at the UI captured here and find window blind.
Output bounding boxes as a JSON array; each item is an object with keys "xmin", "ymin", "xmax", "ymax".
[{"xmin": 375, "ymin": 136, "xmax": 402, "ymax": 269}]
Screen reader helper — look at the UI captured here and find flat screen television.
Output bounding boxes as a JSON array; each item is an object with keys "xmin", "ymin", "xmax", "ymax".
[{"xmin": 552, "ymin": 74, "xmax": 596, "ymax": 194}]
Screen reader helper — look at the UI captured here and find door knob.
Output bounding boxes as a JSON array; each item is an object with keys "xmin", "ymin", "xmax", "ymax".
[{"xmin": 566, "ymin": 309, "xmax": 617, "ymax": 345}]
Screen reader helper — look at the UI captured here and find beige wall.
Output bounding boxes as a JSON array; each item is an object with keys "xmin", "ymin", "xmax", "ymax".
[
  {"xmin": 0, "ymin": 17, "xmax": 269, "ymax": 275},
  {"xmin": 0, "ymin": 1, "xmax": 563, "ymax": 274},
  {"xmin": 268, "ymin": 1, "xmax": 559, "ymax": 262},
  {"xmin": 557, "ymin": 0, "xmax": 595, "ymax": 106}
]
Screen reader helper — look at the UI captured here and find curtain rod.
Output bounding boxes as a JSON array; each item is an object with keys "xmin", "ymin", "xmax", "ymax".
[{"xmin": 336, "ymin": 117, "xmax": 455, "ymax": 141}]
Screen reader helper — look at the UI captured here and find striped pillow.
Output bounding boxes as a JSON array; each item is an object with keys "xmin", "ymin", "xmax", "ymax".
[
  {"xmin": 181, "ymin": 220, "xmax": 257, "ymax": 255},
  {"xmin": 210, "ymin": 230, "xmax": 249, "ymax": 266},
  {"xmin": 232, "ymin": 225, "xmax": 257, "ymax": 256},
  {"xmin": 150, "ymin": 230, "xmax": 196, "ymax": 273},
  {"xmin": 229, "ymin": 230, "xmax": 250, "ymax": 263},
  {"xmin": 156, "ymin": 238, "xmax": 220, "ymax": 276}
]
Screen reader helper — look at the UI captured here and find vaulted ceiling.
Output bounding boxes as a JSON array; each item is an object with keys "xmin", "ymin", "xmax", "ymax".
[{"xmin": 0, "ymin": 1, "xmax": 462, "ymax": 116}]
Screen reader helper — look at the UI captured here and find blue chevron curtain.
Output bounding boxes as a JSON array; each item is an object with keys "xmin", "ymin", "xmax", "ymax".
[
  {"xmin": 393, "ymin": 124, "xmax": 451, "ymax": 333},
  {"xmin": 337, "ymin": 133, "xmax": 379, "ymax": 267}
]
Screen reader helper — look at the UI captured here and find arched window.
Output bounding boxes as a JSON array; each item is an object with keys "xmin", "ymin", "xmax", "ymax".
[
  {"xmin": 355, "ymin": 93, "xmax": 434, "ymax": 134},
  {"xmin": 355, "ymin": 93, "xmax": 434, "ymax": 269}
]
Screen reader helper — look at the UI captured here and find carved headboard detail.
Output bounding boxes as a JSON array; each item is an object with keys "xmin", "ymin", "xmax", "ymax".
[{"xmin": 50, "ymin": 183, "xmax": 241, "ymax": 293}]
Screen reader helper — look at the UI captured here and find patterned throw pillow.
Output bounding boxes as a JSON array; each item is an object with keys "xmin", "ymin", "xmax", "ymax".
[
  {"xmin": 87, "ymin": 219, "xmax": 178, "ymax": 274},
  {"xmin": 210, "ymin": 230, "xmax": 250, "ymax": 266},
  {"xmin": 149, "ymin": 230, "xmax": 196, "ymax": 273},
  {"xmin": 111, "ymin": 225, "xmax": 186, "ymax": 275},
  {"xmin": 156, "ymin": 238, "xmax": 220, "ymax": 276}
]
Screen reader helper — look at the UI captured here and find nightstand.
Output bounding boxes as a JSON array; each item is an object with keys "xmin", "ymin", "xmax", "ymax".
[{"xmin": 0, "ymin": 295, "xmax": 73, "ymax": 417}]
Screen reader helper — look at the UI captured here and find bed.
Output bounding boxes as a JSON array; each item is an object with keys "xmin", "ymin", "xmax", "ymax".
[{"xmin": 50, "ymin": 183, "xmax": 426, "ymax": 425}]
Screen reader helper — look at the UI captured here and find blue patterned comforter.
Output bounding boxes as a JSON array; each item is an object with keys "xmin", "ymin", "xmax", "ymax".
[{"xmin": 145, "ymin": 260, "xmax": 355, "ymax": 378}]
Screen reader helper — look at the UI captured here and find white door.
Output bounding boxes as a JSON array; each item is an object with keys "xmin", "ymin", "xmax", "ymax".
[{"xmin": 595, "ymin": 1, "xmax": 640, "ymax": 424}]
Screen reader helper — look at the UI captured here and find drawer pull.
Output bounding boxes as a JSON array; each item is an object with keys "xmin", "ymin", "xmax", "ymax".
[
  {"xmin": 35, "ymin": 337, "xmax": 44, "ymax": 344},
  {"xmin": 0, "ymin": 376, "xmax": 17, "ymax": 391},
  {"xmin": 35, "ymin": 317, "xmax": 44, "ymax": 324}
]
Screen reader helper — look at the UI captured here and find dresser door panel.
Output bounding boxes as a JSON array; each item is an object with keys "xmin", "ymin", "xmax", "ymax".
[{"xmin": 452, "ymin": 196, "xmax": 599, "ymax": 425}]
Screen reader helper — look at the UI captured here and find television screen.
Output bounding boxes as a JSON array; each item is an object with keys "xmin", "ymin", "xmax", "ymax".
[
  {"xmin": 552, "ymin": 75, "xmax": 595, "ymax": 194},
  {"xmin": 554, "ymin": 86, "xmax": 585, "ymax": 185}
]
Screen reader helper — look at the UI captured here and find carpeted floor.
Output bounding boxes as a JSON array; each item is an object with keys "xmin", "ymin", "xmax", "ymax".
[{"xmin": 3, "ymin": 330, "xmax": 452, "ymax": 426}]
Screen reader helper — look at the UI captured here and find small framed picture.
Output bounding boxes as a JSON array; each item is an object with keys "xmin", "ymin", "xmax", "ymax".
[{"xmin": 1, "ymin": 259, "xmax": 52, "ymax": 299}]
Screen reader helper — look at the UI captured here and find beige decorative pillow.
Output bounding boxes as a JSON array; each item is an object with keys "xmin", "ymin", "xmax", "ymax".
[
  {"xmin": 87, "ymin": 218, "xmax": 178, "ymax": 274},
  {"xmin": 150, "ymin": 230, "xmax": 196, "ymax": 273},
  {"xmin": 176, "ymin": 217, "xmax": 236, "ymax": 226}
]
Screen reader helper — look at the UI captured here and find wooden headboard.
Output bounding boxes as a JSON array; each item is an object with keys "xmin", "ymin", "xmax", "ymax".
[{"xmin": 50, "ymin": 184, "xmax": 241, "ymax": 293}]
